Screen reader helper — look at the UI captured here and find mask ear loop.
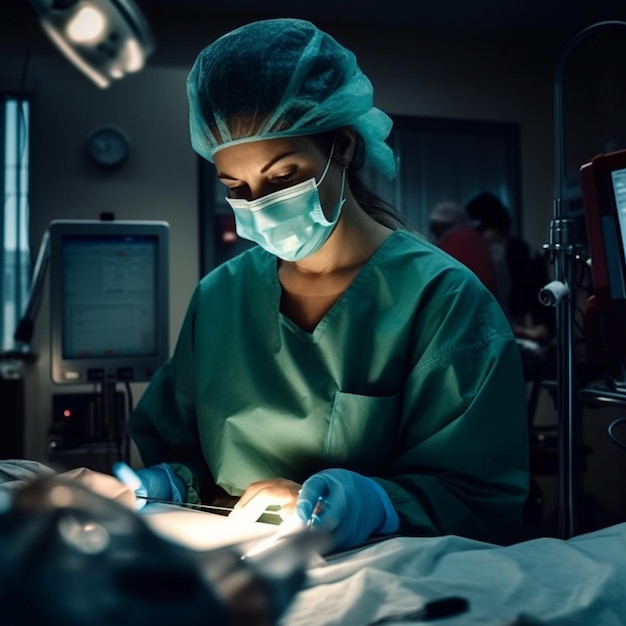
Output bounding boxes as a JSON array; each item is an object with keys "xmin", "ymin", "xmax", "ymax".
[
  {"xmin": 323, "ymin": 164, "xmax": 347, "ymax": 225},
  {"xmin": 332, "ymin": 167, "xmax": 347, "ymax": 220},
  {"xmin": 315, "ymin": 138, "xmax": 337, "ymax": 188}
]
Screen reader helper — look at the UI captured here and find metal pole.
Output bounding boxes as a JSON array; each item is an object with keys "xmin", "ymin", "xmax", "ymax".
[{"xmin": 550, "ymin": 20, "xmax": 626, "ymax": 539}]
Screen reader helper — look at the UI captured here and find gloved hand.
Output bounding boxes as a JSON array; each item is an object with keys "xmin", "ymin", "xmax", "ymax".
[
  {"xmin": 113, "ymin": 462, "xmax": 185, "ymax": 511},
  {"xmin": 295, "ymin": 468, "xmax": 400, "ymax": 552}
]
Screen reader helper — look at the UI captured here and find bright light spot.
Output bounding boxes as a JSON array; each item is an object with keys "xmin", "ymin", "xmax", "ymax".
[
  {"xmin": 122, "ymin": 39, "xmax": 144, "ymax": 72},
  {"xmin": 59, "ymin": 516, "xmax": 110, "ymax": 554},
  {"xmin": 66, "ymin": 6, "xmax": 107, "ymax": 43}
]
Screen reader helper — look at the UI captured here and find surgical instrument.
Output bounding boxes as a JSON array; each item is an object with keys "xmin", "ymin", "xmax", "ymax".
[
  {"xmin": 135, "ymin": 495, "xmax": 281, "ymax": 517},
  {"xmin": 241, "ymin": 498, "xmax": 324, "ymax": 559}
]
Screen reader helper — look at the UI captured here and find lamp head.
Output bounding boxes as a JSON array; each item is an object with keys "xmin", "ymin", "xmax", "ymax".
[{"xmin": 27, "ymin": 0, "xmax": 155, "ymax": 88}]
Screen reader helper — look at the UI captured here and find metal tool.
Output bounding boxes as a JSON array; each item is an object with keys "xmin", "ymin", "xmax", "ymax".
[
  {"xmin": 241, "ymin": 497, "xmax": 324, "ymax": 560},
  {"xmin": 136, "ymin": 495, "xmax": 284, "ymax": 518}
]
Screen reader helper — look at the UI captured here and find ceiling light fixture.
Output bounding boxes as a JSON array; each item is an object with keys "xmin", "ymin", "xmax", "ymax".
[{"xmin": 26, "ymin": 0, "xmax": 155, "ymax": 88}]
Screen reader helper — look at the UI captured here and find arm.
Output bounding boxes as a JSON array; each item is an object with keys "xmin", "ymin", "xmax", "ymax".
[
  {"xmin": 129, "ymin": 287, "xmax": 212, "ymax": 504},
  {"xmin": 381, "ymin": 281, "xmax": 529, "ymax": 545}
]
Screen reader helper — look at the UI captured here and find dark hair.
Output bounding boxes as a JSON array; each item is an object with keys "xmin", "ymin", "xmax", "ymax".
[
  {"xmin": 465, "ymin": 192, "xmax": 512, "ymax": 235},
  {"xmin": 313, "ymin": 131, "xmax": 408, "ymax": 230}
]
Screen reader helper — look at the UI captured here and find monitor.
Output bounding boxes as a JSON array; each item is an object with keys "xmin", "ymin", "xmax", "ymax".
[
  {"xmin": 49, "ymin": 219, "xmax": 170, "ymax": 385},
  {"xmin": 580, "ymin": 149, "xmax": 626, "ymax": 362}
]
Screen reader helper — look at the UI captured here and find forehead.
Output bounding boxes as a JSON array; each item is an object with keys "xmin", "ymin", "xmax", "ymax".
[{"xmin": 213, "ymin": 135, "xmax": 321, "ymax": 172}]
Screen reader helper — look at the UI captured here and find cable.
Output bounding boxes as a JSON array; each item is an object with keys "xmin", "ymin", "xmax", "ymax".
[
  {"xmin": 123, "ymin": 381, "xmax": 134, "ymax": 464},
  {"xmin": 607, "ymin": 417, "xmax": 626, "ymax": 450}
]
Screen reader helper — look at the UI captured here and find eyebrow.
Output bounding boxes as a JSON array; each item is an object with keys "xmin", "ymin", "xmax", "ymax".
[{"xmin": 217, "ymin": 149, "xmax": 300, "ymax": 180}]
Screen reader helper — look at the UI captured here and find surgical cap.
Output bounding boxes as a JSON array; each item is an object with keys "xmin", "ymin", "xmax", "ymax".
[
  {"xmin": 187, "ymin": 18, "xmax": 397, "ymax": 179},
  {"xmin": 430, "ymin": 201, "xmax": 469, "ymax": 227}
]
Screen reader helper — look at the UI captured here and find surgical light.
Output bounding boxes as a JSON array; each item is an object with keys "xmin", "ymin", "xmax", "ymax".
[
  {"xmin": 26, "ymin": 0, "xmax": 155, "ymax": 89},
  {"xmin": 65, "ymin": 6, "xmax": 106, "ymax": 42}
]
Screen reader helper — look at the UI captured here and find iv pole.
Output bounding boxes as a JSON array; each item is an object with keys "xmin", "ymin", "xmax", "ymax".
[{"xmin": 548, "ymin": 20, "xmax": 626, "ymax": 540}]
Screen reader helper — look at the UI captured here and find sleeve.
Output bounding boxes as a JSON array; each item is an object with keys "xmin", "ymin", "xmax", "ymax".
[
  {"xmin": 129, "ymin": 286, "xmax": 212, "ymax": 504},
  {"xmin": 376, "ymin": 275, "xmax": 530, "ymax": 546}
]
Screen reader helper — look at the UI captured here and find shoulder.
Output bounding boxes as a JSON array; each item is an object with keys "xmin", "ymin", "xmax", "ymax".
[
  {"xmin": 379, "ymin": 229, "xmax": 484, "ymax": 286},
  {"xmin": 198, "ymin": 246, "xmax": 271, "ymax": 290},
  {"xmin": 368, "ymin": 229, "xmax": 503, "ymax": 322},
  {"xmin": 377, "ymin": 233, "xmax": 515, "ymax": 359}
]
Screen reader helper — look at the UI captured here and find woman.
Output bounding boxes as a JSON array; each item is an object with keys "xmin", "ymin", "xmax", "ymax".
[{"xmin": 123, "ymin": 18, "xmax": 529, "ymax": 552}]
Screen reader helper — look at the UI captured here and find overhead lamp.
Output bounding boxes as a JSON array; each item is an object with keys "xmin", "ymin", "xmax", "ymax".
[{"xmin": 26, "ymin": 0, "xmax": 155, "ymax": 88}]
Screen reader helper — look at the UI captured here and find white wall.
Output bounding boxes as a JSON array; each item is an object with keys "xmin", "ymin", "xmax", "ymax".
[{"xmin": 3, "ymin": 10, "xmax": 626, "ymax": 525}]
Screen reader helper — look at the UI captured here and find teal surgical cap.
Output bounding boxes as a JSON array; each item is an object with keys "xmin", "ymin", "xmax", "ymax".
[{"xmin": 186, "ymin": 18, "xmax": 397, "ymax": 179}]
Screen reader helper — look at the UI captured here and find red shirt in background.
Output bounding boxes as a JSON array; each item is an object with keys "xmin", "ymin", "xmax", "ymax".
[{"xmin": 437, "ymin": 226, "xmax": 497, "ymax": 295}]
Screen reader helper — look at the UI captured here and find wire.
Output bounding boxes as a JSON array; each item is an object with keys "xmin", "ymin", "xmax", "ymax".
[
  {"xmin": 608, "ymin": 417, "xmax": 626, "ymax": 450},
  {"xmin": 123, "ymin": 381, "xmax": 134, "ymax": 464}
]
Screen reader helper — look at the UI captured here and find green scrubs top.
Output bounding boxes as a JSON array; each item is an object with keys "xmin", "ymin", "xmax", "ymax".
[{"xmin": 130, "ymin": 229, "xmax": 529, "ymax": 545}]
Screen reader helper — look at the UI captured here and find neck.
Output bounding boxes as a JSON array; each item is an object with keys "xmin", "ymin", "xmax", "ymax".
[{"xmin": 280, "ymin": 199, "xmax": 392, "ymax": 277}]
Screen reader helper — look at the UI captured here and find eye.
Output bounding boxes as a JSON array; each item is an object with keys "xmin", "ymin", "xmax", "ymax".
[
  {"xmin": 226, "ymin": 184, "xmax": 249, "ymax": 199},
  {"xmin": 272, "ymin": 171, "xmax": 297, "ymax": 184}
]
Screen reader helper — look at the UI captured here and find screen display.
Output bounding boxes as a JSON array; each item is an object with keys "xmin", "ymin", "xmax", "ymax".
[
  {"xmin": 580, "ymin": 151, "xmax": 626, "ymax": 361},
  {"xmin": 611, "ymin": 166, "xmax": 626, "ymax": 265},
  {"xmin": 61, "ymin": 235, "xmax": 158, "ymax": 359},
  {"xmin": 49, "ymin": 220, "xmax": 169, "ymax": 385}
]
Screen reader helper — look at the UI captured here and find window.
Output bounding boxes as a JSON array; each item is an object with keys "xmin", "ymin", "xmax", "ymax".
[
  {"xmin": 365, "ymin": 116, "xmax": 521, "ymax": 236},
  {"xmin": 1, "ymin": 96, "xmax": 30, "ymax": 352}
]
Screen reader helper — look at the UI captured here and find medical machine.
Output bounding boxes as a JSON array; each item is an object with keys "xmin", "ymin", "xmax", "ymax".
[
  {"xmin": 43, "ymin": 219, "xmax": 169, "ymax": 468},
  {"xmin": 580, "ymin": 148, "xmax": 626, "ymax": 367},
  {"xmin": 48, "ymin": 219, "xmax": 169, "ymax": 386}
]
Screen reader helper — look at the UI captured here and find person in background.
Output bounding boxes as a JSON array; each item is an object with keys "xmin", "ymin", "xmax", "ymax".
[
  {"xmin": 465, "ymin": 192, "xmax": 554, "ymax": 347},
  {"xmin": 429, "ymin": 200, "xmax": 497, "ymax": 294},
  {"xmin": 112, "ymin": 18, "xmax": 529, "ymax": 553}
]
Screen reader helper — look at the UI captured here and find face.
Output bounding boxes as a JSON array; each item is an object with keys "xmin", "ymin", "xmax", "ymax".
[{"xmin": 213, "ymin": 135, "xmax": 341, "ymax": 218}]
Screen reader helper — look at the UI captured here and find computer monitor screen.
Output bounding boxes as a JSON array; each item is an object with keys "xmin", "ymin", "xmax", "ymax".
[
  {"xmin": 49, "ymin": 220, "xmax": 169, "ymax": 385},
  {"xmin": 611, "ymin": 167, "xmax": 626, "ymax": 270},
  {"xmin": 580, "ymin": 149, "xmax": 626, "ymax": 360},
  {"xmin": 580, "ymin": 150, "xmax": 626, "ymax": 303}
]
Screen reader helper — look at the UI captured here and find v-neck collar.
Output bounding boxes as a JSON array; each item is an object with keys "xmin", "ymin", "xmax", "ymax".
[{"xmin": 265, "ymin": 230, "xmax": 403, "ymax": 339}]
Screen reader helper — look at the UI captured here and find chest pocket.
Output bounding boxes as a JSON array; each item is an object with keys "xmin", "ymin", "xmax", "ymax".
[{"xmin": 324, "ymin": 391, "xmax": 401, "ymax": 473}]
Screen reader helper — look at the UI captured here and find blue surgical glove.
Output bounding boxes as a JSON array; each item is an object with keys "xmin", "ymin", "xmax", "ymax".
[
  {"xmin": 295, "ymin": 468, "xmax": 400, "ymax": 552},
  {"xmin": 113, "ymin": 461, "xmax": 185, "ymax": 510}
]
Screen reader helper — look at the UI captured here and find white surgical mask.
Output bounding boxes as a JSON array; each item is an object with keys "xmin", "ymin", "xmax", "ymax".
[{"xmin": 225, "ymin": 146, "xmax": 345, "ymax": 261}]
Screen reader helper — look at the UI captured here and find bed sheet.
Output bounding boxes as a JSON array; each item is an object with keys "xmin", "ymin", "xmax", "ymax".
[
  {"xmin": 280, "ymin": 524, "xmax": 626, "ymax": 626},
  {"xmin": 139, "ymin": 502, "xmax": 626, "ymax": 625}
]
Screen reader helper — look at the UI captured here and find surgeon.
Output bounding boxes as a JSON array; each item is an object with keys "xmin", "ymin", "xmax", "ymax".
[{"xmin": 118, "ymin": 18, "xmax": 529, "ymax": 553}]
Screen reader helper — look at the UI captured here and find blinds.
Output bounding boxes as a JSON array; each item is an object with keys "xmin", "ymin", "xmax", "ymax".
[{"xmin": 1, "ymin": 96, "xmax": 30, "ymax": 352}]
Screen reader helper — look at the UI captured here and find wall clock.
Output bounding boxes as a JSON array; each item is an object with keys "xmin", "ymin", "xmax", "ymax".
[{"xmin": 87, "ymin": 125, "xmax": 130, "ymax": 169}]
